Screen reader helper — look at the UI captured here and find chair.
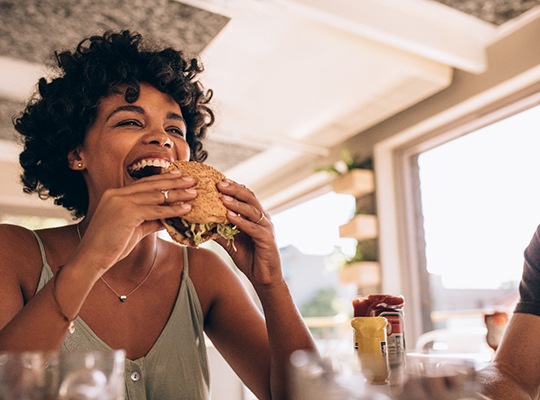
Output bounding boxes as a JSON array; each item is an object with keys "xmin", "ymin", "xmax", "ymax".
[{"xmin": 414, "ymin": 327, "xmax": 493, "ymax": 367}]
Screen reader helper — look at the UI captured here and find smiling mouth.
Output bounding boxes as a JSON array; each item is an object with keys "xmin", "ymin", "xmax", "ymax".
[{"xmin": 127, "ymin": 159, "xmax": 171, "ymax": 179}]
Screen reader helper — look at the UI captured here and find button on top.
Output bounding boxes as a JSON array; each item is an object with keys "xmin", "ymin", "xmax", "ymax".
[{"xmin": 131, "ymin": 371, "xmax": 140, "ymax": 382}]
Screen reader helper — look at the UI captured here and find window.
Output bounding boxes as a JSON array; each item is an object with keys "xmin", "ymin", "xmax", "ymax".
[
  {"xmin": 391, "ymin": 92, "xmax": 540, "ymax": 338},
  {"xmin": 272, "ymin": 191, "xmax": 358, "ymax": 347}
]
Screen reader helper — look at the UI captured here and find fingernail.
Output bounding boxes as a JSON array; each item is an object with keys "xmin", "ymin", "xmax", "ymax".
[
  {"xmin": 182, "ymin": 176, "xmax": 195, "ymax": 182},
  {"xmin": 185, "ymin": 188, "xmax": 197, "ymax": 194},
  {"xmin": 181, "ymin": 203, "xmax": 191, "ymax": 210},
  {"xmin": 222, "ymin": 195, "xmax": 233, "ymax": 202},
  {"xmin": 227, "ymin": 210, "xmax": 237, "ymax": 217},
  {"xmin": 218, "ymin": 179, "xmax": 230, "ymax": 187},
  {"xmin": 169, "ymin": 169, "xmax": 181, "ymax": 174}
]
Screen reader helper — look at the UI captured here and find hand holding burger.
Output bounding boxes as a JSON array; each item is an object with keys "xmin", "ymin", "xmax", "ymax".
[{"xmin": 161, "ymin": 161, "xmax": 239, "ymax": 247}]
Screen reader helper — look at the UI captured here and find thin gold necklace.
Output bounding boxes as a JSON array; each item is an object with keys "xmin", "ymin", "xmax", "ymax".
[{"xmin": 76, "ymin": 223, "xmax": 158, "ymax": 302}]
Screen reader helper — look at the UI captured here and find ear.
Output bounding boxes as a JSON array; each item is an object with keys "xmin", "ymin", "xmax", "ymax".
[{"xmin": 67, "ymin": 148, "xmax": 85, "ymax": 171}]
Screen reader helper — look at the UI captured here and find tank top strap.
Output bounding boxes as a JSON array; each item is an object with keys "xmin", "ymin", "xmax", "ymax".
[
  {"xmin": 182, "ymin": 245, "xmax": 189, "ymax": 276},
  {"xmin": 30, "ymin": 230, "xmax": 49, "ymax": 267}
]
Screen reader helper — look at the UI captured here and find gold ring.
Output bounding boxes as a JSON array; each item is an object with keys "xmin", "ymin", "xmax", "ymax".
[
  {"xmin": 255, "ymin": 212, "xmax": 265, "ymax": 224},
  {"xmin": 160, "ymin": 189, "xmax": 170, "ymax": 203}
]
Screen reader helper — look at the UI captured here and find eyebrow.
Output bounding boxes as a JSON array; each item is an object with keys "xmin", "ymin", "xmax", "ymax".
[
  {"xmin": 166, "ymin": 112, "xmax": 186, "ymax": 125},
  {"xmin": 106, "ymin": 105, "xmax": 144, "ymax": 122},
  {"xmin": 105, "ymin": 105, "xmax": 186, "ymax": 126}
]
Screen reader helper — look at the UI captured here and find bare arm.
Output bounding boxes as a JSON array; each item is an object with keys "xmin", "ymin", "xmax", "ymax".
[
  {"xmin": 212, "ymin": 179, "xmax": 317, "ymax": 400},
  {"xmin": 0, "ymin": 224, "xmax": 98, "ymax": 351},
  {"xmin": 476, "ymin": 313, "xmax": 540, "ymax": 400},
  {"xmin": 252, "ymin": 278, "xmax": 316, "ymax": 400},
  {"xmin": 0, "ymin": 172, "xmax": 196, "ymax": 351},
  {"xmin": 199, "ymin": 248, "xmax": 314, "ymax": 400}
]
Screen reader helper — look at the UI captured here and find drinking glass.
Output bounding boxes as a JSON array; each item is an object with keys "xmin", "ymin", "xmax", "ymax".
[
  {"xmin": 57, "ymin": 350, "xmax": 125, "ymax": 400},
  {"xmin": 0, "ymin": 351, "xmax": 59, "ymax": 400},
  {"xmin": 393, "ymin": 353, "xmax": 481, "ymax": 400},
  {"xmin": 289, "ymin": 349, "xmax": 392, "ymax": 400}
]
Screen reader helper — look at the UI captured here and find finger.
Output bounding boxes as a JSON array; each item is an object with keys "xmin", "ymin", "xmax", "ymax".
[
  {"xmin": 139, "ymin": 220, "xmax": 169, "ymax": 237},
  {"xmin": 217, "ymin": 179, "xmax": 262, "ymax": 207},
  {"xmin": 126, "ymin": 203, "xmax": 193, "ymax": 224},
  {"xmin": 217, "ymin": 180, "xmax": 272, "ymax": 228},
  {"xmin": 127, "ymin": 174, "xmax": 196, "ymax": 193},
  {"xmin": 221, "ymin": 195, "xmax": 268, "ymax": 225},
  {"xmin": 157, "ymin": 186, "xmax": 197, "ymax": 205},
  {"xmin": 105, "ymin": 178, "xmax": 197, "ymax": 207}
]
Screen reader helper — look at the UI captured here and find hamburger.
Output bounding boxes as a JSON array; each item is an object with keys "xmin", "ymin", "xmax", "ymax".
[{"xmin": 160, "ymin": 161, "xmax": 239, "ymax": 247}]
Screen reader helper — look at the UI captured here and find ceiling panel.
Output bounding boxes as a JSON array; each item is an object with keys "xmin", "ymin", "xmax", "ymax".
[
  {"xmin": 0, "ymin": 0, "xmax": 229, "ymax": 63},
  {"xmin": 433, "ymin": 0, "xmax": 540, "ymax": 25}
]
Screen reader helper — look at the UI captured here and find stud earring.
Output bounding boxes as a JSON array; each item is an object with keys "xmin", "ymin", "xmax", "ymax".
[{"xmin": 77, "ymin": 162, "xmax": 83, "ymax": 169}]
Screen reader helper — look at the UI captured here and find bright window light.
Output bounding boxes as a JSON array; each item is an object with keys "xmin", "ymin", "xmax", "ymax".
[
  {"xmin": 272, "ymin": 191, "xmax": 356, "ymax": 256},
  {"xmin": 418, "ymin": 104, "xmax": 540, "ymax": 289}
]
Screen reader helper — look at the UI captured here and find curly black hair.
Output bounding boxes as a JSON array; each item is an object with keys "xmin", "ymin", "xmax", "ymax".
[{"xmin": 14, "ymin": 30, "xmax": 214, "ymax": 218}]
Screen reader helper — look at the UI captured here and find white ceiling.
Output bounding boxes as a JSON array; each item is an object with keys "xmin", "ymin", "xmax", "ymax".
[
  {"xmin": 0, "ymin": 0, "xmax": 538, "ymax": 216},
  {"xmin": 186, "ymin": 0, "xmax": 506, "ymax": 210}
]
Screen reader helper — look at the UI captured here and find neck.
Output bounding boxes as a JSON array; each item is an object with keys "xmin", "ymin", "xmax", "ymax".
[
  {"xmin": 109, "ymin": 237, "xmax": 159, "ymax": 282},
  {"xmin": 77, "ymin": 219, "xmax": 159, "ymax": 281}
]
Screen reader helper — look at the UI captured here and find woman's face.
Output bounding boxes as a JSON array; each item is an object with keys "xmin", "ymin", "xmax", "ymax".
[{"xmin": 77, "ymin": 82, "xmax": 190, "ymax": 202}]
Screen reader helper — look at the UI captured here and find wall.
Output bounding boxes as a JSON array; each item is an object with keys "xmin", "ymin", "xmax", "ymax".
[{"xmin": 348, "ymin": 12, "xmax": 540, "ymax": 153}]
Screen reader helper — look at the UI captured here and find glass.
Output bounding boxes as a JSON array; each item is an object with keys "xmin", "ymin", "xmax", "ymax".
[
  {"xmin": 289, "ymin": 349, "xmax": 392, "ymax": 400},
  {"xmin": 58, "ymin": 350, "xmax": 125, "ymax": 400},
  {"xmin": 393, "ymin": 353, "xmax": 481, "ymax": 400},
  {"xmin": 0, "ymin": 351, "xmax": 59, "ymax": 400}
]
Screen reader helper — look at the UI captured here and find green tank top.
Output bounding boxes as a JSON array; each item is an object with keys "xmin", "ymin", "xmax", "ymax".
[{"xmin": 32, "ymin": 231, "xmax": 210, "ymax": 400}]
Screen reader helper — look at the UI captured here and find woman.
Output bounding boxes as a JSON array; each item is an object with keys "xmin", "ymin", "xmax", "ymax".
[{"xmin": 0, "ymin": 30, "xmax": 316, "ymax": 399}]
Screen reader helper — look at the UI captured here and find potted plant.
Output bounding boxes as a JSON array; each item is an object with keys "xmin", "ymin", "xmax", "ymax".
[
  {"xmin": 315, "ymin": 149, "xmax": 374, "ymax": 197},
  {"xmin": 338, "ymin": 246, "xmax": 381, "ymax": 287}
]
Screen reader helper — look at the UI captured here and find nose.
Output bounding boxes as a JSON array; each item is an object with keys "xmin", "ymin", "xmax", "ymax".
[{"xmin": 145, "ymin": 130, "xmax": 173, "ymax": 148}]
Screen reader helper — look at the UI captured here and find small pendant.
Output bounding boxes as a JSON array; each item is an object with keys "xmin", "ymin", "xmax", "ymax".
[
  {"xmin": 119, "ymin": 295, "xmax": 127, "ymax": 302},
  {"xmin": 68, "ymin": 321, "xmax": 75, "ymax": 334}
]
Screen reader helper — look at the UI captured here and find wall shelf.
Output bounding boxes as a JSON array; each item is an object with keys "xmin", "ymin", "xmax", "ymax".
[
  {"xmin": 339, "ymin": 214, "xmax": 378, "ymax": 241},
  {"xmin": 332, "ymin": 169, "xmax": 374, "ymax": 198},
  {"xmin": 333, "ymin": 165, "xmax": 381, "ymax": 290},
  {"xmin": 339, "ymin": 261, "xmax": 381, "ymax": 287}
]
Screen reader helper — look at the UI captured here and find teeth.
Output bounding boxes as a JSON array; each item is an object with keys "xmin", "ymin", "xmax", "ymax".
[{"xmin": 128, "ymin": 159, "xmax": 171, "ymax": 172}]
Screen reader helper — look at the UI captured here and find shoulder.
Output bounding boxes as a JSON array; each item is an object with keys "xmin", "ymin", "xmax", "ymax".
[
  {"xmin": 187, "ymin": 245, "xmax": 239, "ymax": 285},
  {"xmin": 0, "ymin": 223, "xmax": 34, "ymax": 239},
  {"xmin": 526, "ymin": 224, "xmax": 540, "ymax": 251},
  {"xmin": 187, "ymin": 245, "xmax": 249, "ymax": 312},
  {"xmin": 0, "ymin": 224, "xmax": 44, "ymax": 298},
  {"xmin": 0, "ymin": 223, "xmax": 39, "ymax": 262}
]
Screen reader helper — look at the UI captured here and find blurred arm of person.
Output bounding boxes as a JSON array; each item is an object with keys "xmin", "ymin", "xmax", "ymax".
[
  {"xmin": 476, "ymin": 313, "xmax": 540, "ymax": 400},
  {"xmin": 476, "ymin": 225, "xmax": 540, "ymax": 400}
]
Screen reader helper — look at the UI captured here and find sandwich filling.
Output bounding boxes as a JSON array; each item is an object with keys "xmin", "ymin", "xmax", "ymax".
[{"xmin": 163, "ymin": 217, "xmax": 239, "ymax": 247}]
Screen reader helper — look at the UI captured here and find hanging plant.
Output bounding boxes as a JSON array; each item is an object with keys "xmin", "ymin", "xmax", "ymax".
[
  {"xmin": 315, "ymin": 149, "xmax": 372, "ymax": 176},
  {"xmin": 344, "ymin": 245, "xmax": 364, "ymax": 266}
]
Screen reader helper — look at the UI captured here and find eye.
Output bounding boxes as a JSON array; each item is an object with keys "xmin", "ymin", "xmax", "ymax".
[
  {"xmin": 116, "ymin": 119, "xmax": 143, "ymax": 128},
  {"xmin": 166, "ymin": 126, "xmax": 186, "ymax": 138}
]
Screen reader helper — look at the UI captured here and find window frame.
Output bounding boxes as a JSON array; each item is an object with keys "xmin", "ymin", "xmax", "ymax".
[{"xmin": 374, "ymin": 80, "xmax": 540, "ymax": 344}]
